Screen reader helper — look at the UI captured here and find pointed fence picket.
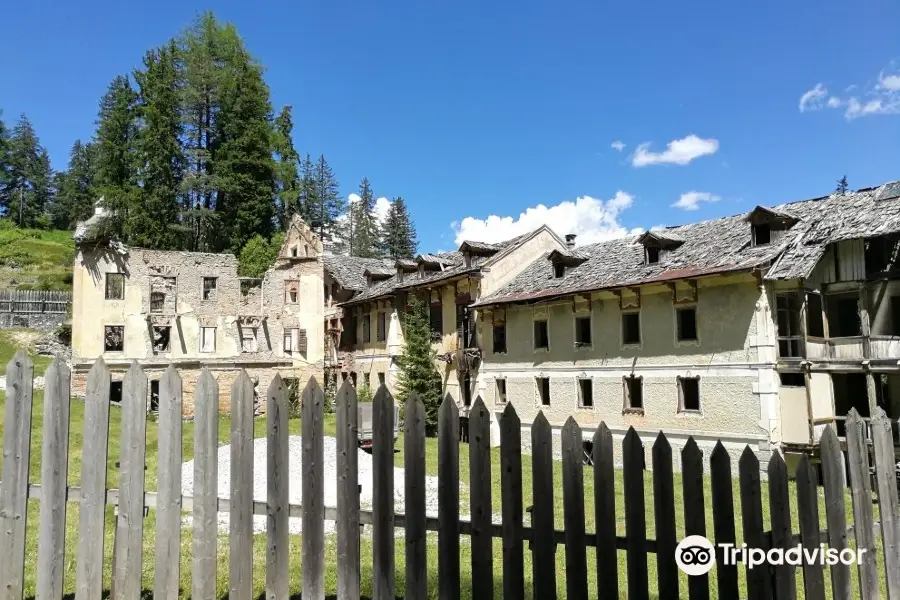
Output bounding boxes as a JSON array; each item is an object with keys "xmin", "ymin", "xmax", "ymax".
[{"xmin": 4, "ymin": 350, "xmax": 900, "ymax": 599}]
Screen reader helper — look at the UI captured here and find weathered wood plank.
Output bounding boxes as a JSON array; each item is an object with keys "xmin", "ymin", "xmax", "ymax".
[
  {"xmin": 623, "ymin": 427, "xmax": 649, "ymax": 600},
  {"xmin": 870, "ymin": 407, "xmax": 900, "ymax": 599},
  {"xmin": 0, "ymin": 350, "xmax": 34, "ymax": 600},
  {"xmin": 266, "ymin": 375, "xmax": 289, "ymax": 600},
  {"xmin": 796, "ymin": 455, "xmax": 826, "ymax": 600},
  {"xmin": 302, "ymin": 377, "xmax": 326, "ymax": 600},
  {"xmin": 336, "ymin": 381, "xmax": 360, "ymax": 600},
  {"xmin": 230, "ymin": 370, "xmax": 254, "ymax": 600},
  {"xmin": 710, "ymin": 442, "xmax": 738, "ymax": 600},
  {"xmin": 35, "ymin": 357, "xmax": 70, "ymax": 600},
  {"xmin": 192, "ymin": 369, "xmax": 218, "ymax": 600},
  {"xmin": 75, "ymin": 359, "xmax": 111, "ymax": 600},
  {"xmin": 499, "ymin": 403, "xmax": 524, "ymax": 600},
  {"xmin": 153, "ymin": 366, "xmax": 182, "ymax": 600},
  {"xmin": 561, "ymin": 417, "xmax": 588, "ymax": 600},
  {"xmin": 819, "ymin": 427, "xmax": 851, "ymax": 600},
  {"xmin": 372, "ymin": 384, "xmax": 395, "ymax": 600},
  {"xmin": 404, "ymin": 394, "xmax": 427, "ymax": 600},
  {"xmin": 531, "ymin": 411, "xmax": 557, "ymax": 600},
  {"xmin": 593, "ymin": 423, "xmax": 619, "ymax": 600},
  {"xmin": 767, "ymin": 452, "xmax": 797, "ymax": 600},
  {"xmin": 469, "ymin": 397, "xmax": 494, "ymax": 599},
  {"xmin": 846, "ymin": 408, "xmax": 881, "ymax": 600},
  {"xmin": 739, "ymin": 447, "xmax": 772, "ymax": 600},
  {"xmin": 652, "ymin": 433, "xmax": 678, "ymax": 600},
  {"xmin": 682, "ymin": 437, "xmax": 709, "ymax": 600},
  {"xmin": 114, "ymin": 363, "xmax": 148, "ymax": 600},
  {"xmin": 438, "ymin": 394, "xmax": 460, "ymax": 600}
]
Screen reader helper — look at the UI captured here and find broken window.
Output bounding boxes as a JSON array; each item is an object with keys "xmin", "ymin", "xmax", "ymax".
[
  {"xmin": 105, "ymin": 273, "xmax": 124, "ymax": 300},
  {"xmin": 150, "ymin": 292, "xmax": 165, "ymax": 313},
  {"xmin": 807, "ymin": 292, "xmax": 825, "ymax": 337},
  {"xmin": 536, "ymin": 377, "xmax": 550, "ymax": 406},
  {"xmin": 284, "ymin": 280, "xmax": 299, "ymax": 304},
  {"xmin": 776, "ymin": 293, "xmax": 802, "ymax": 357},
  {"xmin": 150, "ymin": 380, "xmax": 160, "ymax": 412},
  {"xmin": 110, "ymin": 381, "xmax": 123, "ymax": 403},
  {"xmin": 534, "ymin": 319, "xmax": 549, "ymax": 350},
  {"xmin": 363, "ymin": 314, "xmax": 371, "ymax": 343},
  {"xmin": 865, "ymin": 234, "xmax": 900, "ymax": 276},
  {"xmin": 152, "ymin": 326, "xmax": 171, "ymax": 353},
  {"xmin": 678, "ymin": 376, "xmax": 701, "ymax": 412},
  {"xmin": 377, "ymin": 312, "xmax": 386, "ymax": 342},
  {"xmin": 752, "ymin": 223, "xmax": 771, "ymax": 246},
  {"xmin": 241, "ymin": 327, "xmax": 258, "ymax": 353},
  {"xmin": 624, "ymin": 375, "xmax": 643, "ymax": 411},
  {"xmin": 202, "ymin": 277, "xmax": 217, "ymax": 301},
  {"xmin": 646, "ymin": 246, "xmax": 660, "ymax": 265},
  {"xmin": 104, "ymin": 325, "xmax": 124, "ymax": 352},
  {"xmin": 553, "ymin": 263, "xmax": 566, "ymax": 278},
  {"xmin": 493, "ymin": 323, "xmax": 507, "ymax": 353},
  {"xmin": 825, "ymin": 292, "xmax": 862, "ymax": 337},
  {"xmin": 622, "ymin": 311, "xmax": 641, "ymax": 345},
  {"xmin": 575, "ymin": 316, "xmax": 592, "ymax": 346},
  {"xmin": 284, "ymin": 328, "xmax": 298, "ymax": 352},
  {"xmin": 429, "ymin": 303, "xmax": 443, "ymax": 338},
  {"xmin": 677, "ymin": 307, "xmax": 698, "ymax": 341},
  {"xmin": 779, "ymin": 372, "xmax": 805, "ymax": 387},
  {"xmin": 495, "ymin": 378, "xmax": 507, "ymax": 404},
  {"xmin": 200, "ymin": 327, "xmax": 216, "ymax": 353},
  {"xmin": 578, "ymin": 378, "xmax": 593, "ymax": 408}
]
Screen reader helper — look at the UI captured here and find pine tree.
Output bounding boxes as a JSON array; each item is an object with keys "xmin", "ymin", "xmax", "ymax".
[
  {"xmin": 380, "ymin": 196, "xmax": 417, "ymax": 258},
  {"xmin": 298, "ymin": 153, "xmax": 318, "ymax": 224},
  {"xmin": 350, "ymin": 177, "xmax": 380, "ymax": 257},
  {"xmin": 94, "ymin": 75, "xmax": 140, "ymax": 236},
  {"xmin": 396, "ymin": 295, "xmax": 443, "ymax": 435},
  {"xmin": 273, "ymin": 105, "xmax": 300, "ymax": 227},
  {"xmin": 50, "ymin": 140, "xmax": 98, "ymax": 229},
  {"xmin": 6, "ymin": 115, "xmax": 54, "ymax": 228},
  {"xmin": 0, "ymin": 112, "xmax": 11, "ymax": 215},
  {"xmin": 836, "ymin": 175, "xmax": 849, "ymax": 195},
  {"xmin": 312, "ymin": 154, "xmax": 342, "ymax": 240}
]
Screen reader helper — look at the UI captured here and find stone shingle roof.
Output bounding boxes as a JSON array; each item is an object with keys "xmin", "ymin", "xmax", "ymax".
[
  {"xmin": 322, "ymin": 256, "xmax": 397, "ymax": 292},
  {"xmin": 473, "ymin": 181, "xmax": 900, "ymax": 307}
]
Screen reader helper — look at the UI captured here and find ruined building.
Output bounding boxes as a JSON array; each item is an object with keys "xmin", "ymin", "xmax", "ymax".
[{"xmin": 71, "ymin": 210, "xmax": 324, "ymax": 415}]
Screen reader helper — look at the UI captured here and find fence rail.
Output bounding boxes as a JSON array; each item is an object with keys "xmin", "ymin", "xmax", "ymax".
[
  {"xmin": 0, "ymin": 289, "xmax": 71, "ymax": 314},
  {"xmin": 1, "ymin": 349, "xmax": 899, "ymax": 599}
]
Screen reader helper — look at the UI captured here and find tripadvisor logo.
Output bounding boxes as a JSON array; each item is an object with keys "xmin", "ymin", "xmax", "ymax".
[{"xmin": 676, "ymin": 536, "xmax": 716, "ymax": 576}]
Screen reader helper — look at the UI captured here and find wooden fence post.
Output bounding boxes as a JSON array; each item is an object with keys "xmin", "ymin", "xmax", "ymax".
[
  {"xmin": 531, "ymin": 411, "xmax": 557, "ymax": 600},
  {"xmin": 372, "ymin": 385, "xmax": 395, "ymax": 600},
  {"xmin": 870, "ymin": 407, "xmax": 900, "ymax": 599},
  {"xmin": 438, "ymin": 394, "xmax": 460, "ymax": 600},
  {"xmin": 266, "ymin": 375, "xmax": 289, "ymax": 600},
  {"xmin": 594, "ymin": 423, "xmax": 619, "ymax": 600},
  {"xmin": 302, "ymin": 377, "xmax": 326, "ymax": 600},
  {"xmin": 819, "ymin": 427, "xmax": 851, "ymax": 600},
  {"xmin": 796, "ymin": 455, "xmax": 826, "ymax": 600},
  {"xmin": 682, "ymin": 437, "xmax": 709, "ymax": 600},
  {"xmin": 710, "ymin": 442, "xmax": 739, "ymax": 600},
  {"xmin": 767, "ymin": 452, "xmax": 797, "ymax": 600},
  {"xmin": 500, "ymin": 403, "xmax": 524, "ymax": 600},
  {"xmin": 652, "ymin": 433, "xmax": 678, "ymax": 599},
  {"xmin": 561, "ymin": 417, "xmax": 588, "ymax": 600},
  {"xmin": 846, "ymin": 408, "xmax": 881, "ymax": 600},
  {"xmin": 230, "ymin": 371, "xmax": 254, "ymax": 600},
  {"xmin": 153, "ymin": 365, "xmax": 182, "ymax": 600},
  {"xmin": 336, "ymin": 381, "xmax": 361, "ymax": 600},
  {"xmin": 192, "ymin": 369, "xmax": 219, "ymax": 600},
  {"xmin": 469, "ymin": 397, "xmax": 494, "ymax": 599},
  {"xmin": 739, "ymin": 447, "xmax": 772, "ymax": 600},
  {"xmin": 404, "ymin": 394, "xmax": 427, "ymax": 600},
  {"xmin": 623, "ymin": 427, "xmax": 649, "ymax": 600}
]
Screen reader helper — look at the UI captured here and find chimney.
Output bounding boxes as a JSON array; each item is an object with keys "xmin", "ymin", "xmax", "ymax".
[{"xmin": 565, "ymin": 234, "xmax": 577, "ymax": 249}]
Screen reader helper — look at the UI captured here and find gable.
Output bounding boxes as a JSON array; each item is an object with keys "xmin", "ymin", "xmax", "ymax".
[{"xmin": 279, "ymin": 215, "xmax": 323, "ymax": 260}]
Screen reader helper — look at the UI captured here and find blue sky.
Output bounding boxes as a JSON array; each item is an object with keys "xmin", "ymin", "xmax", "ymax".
[{"xmin": 2, "ymin": 0, "xmax": 899, "ymax": 251}]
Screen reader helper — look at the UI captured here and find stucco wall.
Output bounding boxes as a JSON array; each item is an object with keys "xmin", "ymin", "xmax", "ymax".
[{"xmin": 480, "ymin": 229, "xmax": 566, "ymax": 298}]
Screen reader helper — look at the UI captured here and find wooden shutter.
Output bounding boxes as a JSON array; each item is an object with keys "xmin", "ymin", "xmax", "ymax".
[{"xmin": 297, "ymin": 329, "xmax": 308, "ymax": 353}]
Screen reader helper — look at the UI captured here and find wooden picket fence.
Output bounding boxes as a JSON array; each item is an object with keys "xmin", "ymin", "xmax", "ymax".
[
  {"xmin": 1, "ymin": 346, "xmax": 900, "ymax": 599},
  {"xmin": 0, "ymin": 290, "xmax": 71, "ymax": 314}
]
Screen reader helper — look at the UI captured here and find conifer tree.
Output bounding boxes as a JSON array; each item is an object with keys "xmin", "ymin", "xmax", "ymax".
[
  {"xmin": 396, "ymin": 295, "xmax": 443, "ymax": 434},
  {"xmin": 351, "ymin": 177, "xmax": 380, "ymax": 257},
  {"xmin": 51, "ymin": 140, "xmax": 98, "ymax": 229},
  {"xmin": 298, "ymin": 153, "xmax": 318, "ymax": 224},
  {"xmin": 312, "ymin": 154, "xmax": 342, "ymax": 240},
  {"xmin": 94, "ymin": 75, "xmax": 140, "ymax": 235},
  {"xmin": 836, "ymin": 175, "xmax": 849, "ymax": 195},
  {"xmin": 6, "ymin": 115, "xmax": 54, "ymax": 228},
  {"xmin": 380, "ymin": 196, "xmax": 417, "ymax": 258},
  {"xmin": 0, "ymin": 112, "xmax": 10, "ymax": 215},
  {"xmin": 273, "ymin": 105, "xmax": 300, "ymax": 227}
]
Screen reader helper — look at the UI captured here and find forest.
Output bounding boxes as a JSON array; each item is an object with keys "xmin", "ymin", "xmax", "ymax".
[{"xmin": 0, "ymin": 11, "xmax": 417, "ymax": 264}]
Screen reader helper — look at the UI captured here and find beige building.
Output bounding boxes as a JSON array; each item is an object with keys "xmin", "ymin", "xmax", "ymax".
[
  {"xmin": 71, "ymin": 211, "xmax": 324, "ymax": 415},
  {"xmin": 472, "ymin": 181, "xmax": 900, "ymax": 473}
]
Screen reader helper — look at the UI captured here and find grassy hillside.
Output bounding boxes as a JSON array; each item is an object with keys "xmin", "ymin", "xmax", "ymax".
[{"xmin": 0, "ymin": 221, "xmax": 74, "ymax": 291}]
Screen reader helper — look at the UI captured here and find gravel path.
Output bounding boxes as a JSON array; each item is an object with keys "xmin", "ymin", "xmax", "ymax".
[{"xmin": 181, "ymin": 436, "xmax": 460, "ymax": 535}]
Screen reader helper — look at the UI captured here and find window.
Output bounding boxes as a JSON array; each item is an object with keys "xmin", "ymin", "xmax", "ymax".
[
  {"xmin": 578, "ymin": 378, "xmax": 593, "ymax": 408},
  {"xmin": 241, "ymin": 327, "xmax": 258, "ymax": 353},
  {"xmin": 807, "ymin": 293, "xmax": 825, "ymax": 337},
  {"xmin": 779, "ymin": 372, "xmax": 806, "ymax": 387},
  {"xmin": 105, "ymin": 273, "xmax": 124, "ymax": 300},
  {"xmin": 495, "ymin": 378, "xmax": 507, "ymax": 405},
  {"xmin": 152, "ymin": 326, "xmax": 170, "ymax": 353},
  {"xmin": 378, "ymin": 372, "xmax": 385, "ymax": 386},
  {"xmin": 493, "ymin": 323, "xmax": 507, "ymax": 353},
  {"xmin": 678, "ymin": 377, "xmax": 701, "ymax": 412},
  {"xmin": 291, "ymin": 246, "xmax": 298, "ymax": 257},
  {"xmin": 284, "ymin": 328, "xmax": 297, "ymax": 352},
  {"xmin": 624, "ymin": 375, "xmax": 643, "ymax": 411},
  {"xmin": 104, "ymin": 326, "xmax": 124, "ymax": 352},
  {"xmin": 752, "ymin": 223, "xmax": 771, "ymax": 246},
  {"xmin": 200, "ymin": 327, "xmax": 216, "ymax": 353},
  {"xmin": 110, "ymin": 381, "xmax": 123, "ymax": 404},
  {"xmin": 150, "ymin": 292, "xmax": 165, "ymax": 313},
  {"xmin": 575, "ymin": 316, "xmax": 592, "ymax": 346},
  {"xmin": 622, "ymin": 311, "xmax": 641, "ymax": 345},
  {"xmin": 202, "ymin": 277, "xmax": 217, "ymax": 301},
  {"xmin": 825, "ymin": 292, "xmax": 862, "ymax": 337},
  {"xmin": 429, "ymin": 303, "xmax": 443, "ymax": 338},
  {"xmin": 676, "ymin": 307, "xmax": 698, "ymax": 341},
  {"xmin": 776, "ymin": 293, "xmax": 802, "ymax": 357},
  {"xmin": 553, "ymin": 263, "xmax": 566, "ymax": 278},
  {"xmin": 534, "ymin": 319, "xmax": 549, "ymax": 350},
  {"xmin": 363, "ymin": 314, "xmax": 371, "ymax": 343},
  {"xmin": 284, "ymin": 280, "xmax": 299, "ymax": 304},
  {"xmin": 536, "ymin": 377, "xmax": 550, "ymax": 406},
  {"xmin": 646, "ymin": 246, "xmax": 660, "ymax": 265},
  {"xmin": 150, "ymin": 380, "xmax": 160, "ymax": 412},
  {"xmin": 377, "ymin": 312, "xmax": 386, "ymax": 342}
]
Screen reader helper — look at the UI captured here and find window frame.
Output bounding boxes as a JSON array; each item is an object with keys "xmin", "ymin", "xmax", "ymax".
[
  {"xmin": 577, "ymin": 377, "xmax": 594, "ymax": 409},
  {"xmin": 105, "ymin": 272, "xmax": 125, "ymax": 301},
  {"xmin": 284, "ymin": 279, "xmax": 300, "ymax": 304},
  {"xmin": 199, "ymin": 326, "xmax": 216, "ymax": 353},
  {"xmin": 621, "ymin": 310, "xmax": 642, "ymax": 347},
  {"xmin": 495, "ymin": 378, "xmax": 508, "ymax": 405},
  {"xmin": 201, "ymin": 277, "xmax": 218, "ymax": 301},
  {"xmin": 623, "ymin": 374, "xmax": 644, "ymax": 414},
  {"xmin": 151, "ymin": 325, "xmax": 171, "ymax": 353},
  {"xmin": 645, "ymin": 246, "xmax": 661, "ymax": 265},
  {"xmin": 677, "ymin": 376, "xmax": 702, "ymax": 414},
  {"xmin": 240, "ymin": 326, "xmax": 259, "ymax": 353},
  {"xmin": 376, "ymin": 311, "xmax": 386, "ymax": 343},
  {"xmin": 752, "ymin": 223, "xmax": 772, "ymax": 246},
  {"xmin": 775, "ymin": 292, "xmax": 803, "ymax": 358},
  {"xmin": 150, "ymin": 291, "xmax": 166, "ymax": 313},
  {"xmin": 103, "ymin": 325, "xmax": 124, "ymax": 352},
  {"xmin": 675, "ymin": 305, "xmax": 699, "ymax": 344},
  {"xmin": 535, "ymin": 376, "xmax": 551, "ymax": 406},
  {"xmin": 574, "ymin": 315, "xmax": 592, "ymax": 348},
  {"xmin": 492, "ymin": 322, "xmax": 507, "ymax": 354},
  {"xmin": 362, "ymin": 314, "xmax": 372, "ymax": 343},
  {"xmin": 553, "ymin": 263, "xmax": 566, "ymax": 279},
  {"xmin": 533, "ymin": 318, "xmax": 550, "ymax": 352}
]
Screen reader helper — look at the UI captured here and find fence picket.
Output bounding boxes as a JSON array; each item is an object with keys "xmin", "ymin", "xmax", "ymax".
[
  {"xmin": 846, "ymin": 408, "xmax": 881, "ymax": 600},
  {"xmin": 623, "ymin": 427, "xmax": 649, "ymax": 600},
  {"xmin": 0, "ymin": 351, "xmax": 34, "ymax": 600},
  {"xmin": 438, "ymin": 394, "xmax": 461, "ymax": 600},
  {"xmin": 35, "ymin": 358, "xmax": 70, "ymax": 600},
  {"xmin": 500, "ymin": 403, "xmax": 524, "ymax": 600},
  {"xmin": 739, "ymin": 447, "xmax": 772, "ymax": 600},
  {"xmin": 192, "ymin": 369, "xmax": 218, "ymax": 600},
  {"xmin": 819, "ymin": 426, "xmax": 851, "ymax": 600},
  {"xmin": 710, "ymin": 442, "xmax": 739, "ymax": 600},
  {"xmin": 682, "ymin": 438, "xmax": 709, "ymax": 600},
  {"xmin": 469, "ymin": 398, "xmax": 494, "ymax": 599},
  {"xmin": 870, "ymin": 407, "xmax": 900, "ymax": 599},
  {"xmin": 561, "ymin": 417, "xmax": 588, "ymax": 600},
  {"xmin": 114, "ymin": 362, "xmax": 148, "ymax": 600},
  {"xmin": 531, "ymin": 411, "xmax": 557, "ymax": 600},
  {"xmin": 404, "ymin": 394, "xmax": 427, "ymax": 600},
  {"xmin": 336, "ymin": 381, "xmax": 360, "ymax": 600},
  {"xmin": 767, "ymin": 452, "xmax": 797, "ymax": 600},
  {"xmin": 266, "ymin": 375, "xmax": 289, "ymax": 600},
  {"xmin": 372, "ymin": 385, "xmax": 395, "ymax": 600},
  {"xmin": 652, "ymin": 433, "xmax": 678, "ymax": 600},
  {"xmin": 593, "ymin": 423, "xmax": 619, "ymax": 600},
  {"xmin": 795, "ymin": 455, "xmax": 826, "ymax": 600},
  {"xmin": 230, "ymin": 371, "xmax": 254, "ymax": 600},
  {"xmin": 153, "ymin": 365, "xmax": 182, "ymax": 600},
  {"xmin": 302, "ymin": 377, "xmax": 326, "ymax": 600}
]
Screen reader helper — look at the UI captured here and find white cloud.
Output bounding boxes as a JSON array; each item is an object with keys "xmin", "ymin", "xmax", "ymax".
[
  {"xmin": 611, "ymin": 140, "xmax": 626, "ymax": 152},
  {"xmin": 799, "ymin": 61, "xmax": 900, "ymax": 120},
  {"xmin": 452, "ymin": 191, "xmax": 640, "ymax": 247},
  {"xmin": 799, "ymin": 83, "xmax": 828, "ymax": 112},
  {"xmin": 346, "ymin": 193, "xmax": 391, "ymax": 224},
  {"xmin": 879, "ymin": 72, "xmax": 900, "ymax": 91},
  {"xmin": 826, "ymin": 96, "xmax": 842, "ymax": 108},
  {"xmin": 631, "ymin": 135, "xmax": 719, "ymax": 167},
  {"xmin": 671, "ymin": 191, "xmax": 721, "ymax": 211}
]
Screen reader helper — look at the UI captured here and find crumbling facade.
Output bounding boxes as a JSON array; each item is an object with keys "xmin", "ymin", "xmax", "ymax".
[{"xmin": 71, "ymin": 214, "xmax": 324, "ymax": 415}]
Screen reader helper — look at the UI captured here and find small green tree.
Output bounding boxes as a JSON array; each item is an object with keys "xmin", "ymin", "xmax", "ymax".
[
  {"xmin": 357, "ymin": 380, "xmax": 374, "ymax": 404},
  {"xmin": 396, "ymin": 295, "xmax": 443, "ymax": 435},
  {"xmin": 836, "ymin": 175, "xmax": 849, "ymax": 195},
  {"xmin": 237, "ymin": 231, "xmax": 284, "ymax": 277}
]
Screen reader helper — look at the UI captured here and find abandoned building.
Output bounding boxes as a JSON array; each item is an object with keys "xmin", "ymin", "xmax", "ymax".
[
  {"xmin": 470, "ymin": 181, "xmax": 900, "ymax": 473},
  {"xmin": 71, "ymin": 209, "xmax": 324, "ymax": 415}
]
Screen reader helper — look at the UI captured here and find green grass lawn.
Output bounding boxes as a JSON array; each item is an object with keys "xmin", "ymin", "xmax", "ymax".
[
  {"xmin": 0, "ymin": 222, "xmax": 74, "ymax": 291},
  {"xmin": 0, "ymin": 389, "xmax": 884, "ymax": 599}
]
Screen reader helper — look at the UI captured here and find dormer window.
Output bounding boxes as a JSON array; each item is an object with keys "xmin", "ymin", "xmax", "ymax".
[
  {"xmin": 646, "ymin": 247, "xmax": 660, "ymax": 265},
  {"xmin": 637, "ymin": 230, "xmax": 683, "ymax": 266},
  {"xmin": 554, "ymin": 263, "xmax": 566, "ymax": 278},
  {"xmin": 745, "ymin": 206, "xmax": 798, "ymax": 247},
  {"xmin": 752, "ymin": 223, "xmax": 771, "ymax": 246}
]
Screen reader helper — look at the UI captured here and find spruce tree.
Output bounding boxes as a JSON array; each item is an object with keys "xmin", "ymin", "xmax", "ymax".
[
  {"xmin": 0, "ymin": 112, "xmax": 10, "ymax": 215},
  {"xmin": 313, "ymin": 154, "xmax": 342, "ymax": 241},
  {"xmin": 51, "ymin": 140, "xmax": 98, "ymax": 229},
  {"xmin": 298, "ymin": 153, "xmax": 318, "ymax": 225},
  {"xmin": 273, "ymin": 105, "xmax": 300, "ymax": 227},
  {"xmin": 380, "ymin": 196, "xmax": 418, "ymax": 258},
  {"xmin": 396, "ymin": 294, "xmax": 443, "ymax": 435},
  {"xmin": 6, "ymin": 115, "xmax": 54, "ymax": 228},
  {"xmin": 351, "ymin": 177, "xmax": 380, "ymax": 257},
  {"xmin": 836, "ymin": 175, "xmax": 849, "ymax": 195},
  {"xmin": 94, "ymin": 75, "xmax": 140, "ymax": 236}
]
